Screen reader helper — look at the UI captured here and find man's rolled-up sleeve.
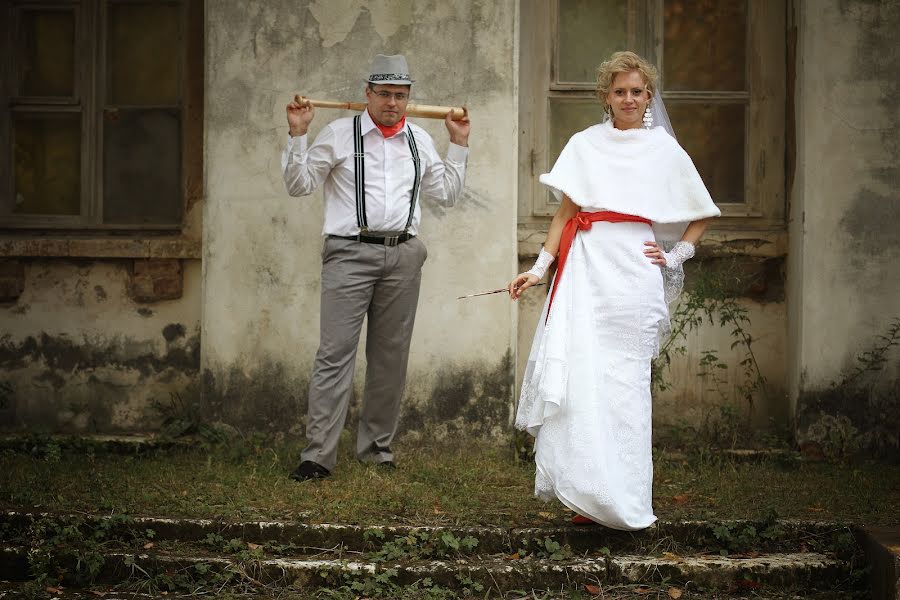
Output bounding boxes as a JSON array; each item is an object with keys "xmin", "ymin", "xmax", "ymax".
[
  {"xmin": 419, "ymin": 140, "xmax": 468, "ymax": 208},
  {"xmin": 281, "ymin": 125, "xmax": 337, "ymax": 197}
]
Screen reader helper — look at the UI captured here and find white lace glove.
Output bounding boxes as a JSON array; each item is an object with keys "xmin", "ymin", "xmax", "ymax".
[
  {"xmin": 526, "ymin": 247, "xmax": 555, "ymax": 279},
  {"xmin": 660, "ymin": 241, "xmax": 695, "ymax": 269}
]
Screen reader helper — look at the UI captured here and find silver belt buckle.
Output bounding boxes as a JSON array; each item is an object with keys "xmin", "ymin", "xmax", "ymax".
[{"xmin": 384, "ymin": 235, "xmax": 400, "ymax": 247}]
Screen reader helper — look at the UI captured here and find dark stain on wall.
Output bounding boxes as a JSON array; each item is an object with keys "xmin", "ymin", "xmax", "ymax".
[
  {"xmin": 685, "ymin": 256, "xmax": 786, "ymax": 303},
  {"xmin": 201, "ymin": 351, "xmax": 514, "ymax": 436},
  {"xmin": 796, "ymin": 354, "xmax": 900, "ymax": 458},
  {"xmin": 0, "ymin": 332, "xmax": 200, "ymax": 376},
  {"xmin": 0, "ymin": 329, "xmax": 201, "ymax": 432},
  {"xmin": 838, "ymin": 0, "xmax": 900, "ymax": 258},
  {"xmin": 202, "ymin": 362, "xmax": 307, "ymax": 431},
  {"xmin": 415, "ymin": 350, "xmax": 513, "ymax": 435},
  {"xmin": 163, "ymin": 323, "xmax": 187, "ymax": 342}
]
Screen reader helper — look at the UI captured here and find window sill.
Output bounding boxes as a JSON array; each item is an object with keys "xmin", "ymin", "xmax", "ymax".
[{"xmin": 0, "ymin": 236, "xmax": 201, "ymax": 259}]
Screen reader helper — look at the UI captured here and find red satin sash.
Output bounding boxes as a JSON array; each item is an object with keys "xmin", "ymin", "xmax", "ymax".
[{"xmin": 546, "ymin": 211, "xmax": 652, "ymax": 322}]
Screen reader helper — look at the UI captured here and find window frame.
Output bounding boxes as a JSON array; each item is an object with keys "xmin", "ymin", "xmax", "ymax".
[
  {"xmin": 519, "ymin": 0, "xmax": 786, "ymax": 231},
  {"xmin": 0, "ymin": 0, "xmax": 203, "ymax": 234}
]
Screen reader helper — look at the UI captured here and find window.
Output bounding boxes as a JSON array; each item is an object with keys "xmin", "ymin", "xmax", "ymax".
[
  {"xmin": 519, "ymin": 0, "xmax": 785, "ymax": 230},
  {"xmin": 1, "ymin": 0, "xmax": 203, "ymax": 231}
]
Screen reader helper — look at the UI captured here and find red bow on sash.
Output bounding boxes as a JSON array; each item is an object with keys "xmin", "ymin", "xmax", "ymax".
[{"xmin": 546, "ymin": 211, "xmax": 652, "ymax": 322}]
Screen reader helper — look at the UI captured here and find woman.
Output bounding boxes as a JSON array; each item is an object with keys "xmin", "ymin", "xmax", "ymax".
[{"xmin": 509, "ymin": 51, "xmax": 720, "ymax": 530}]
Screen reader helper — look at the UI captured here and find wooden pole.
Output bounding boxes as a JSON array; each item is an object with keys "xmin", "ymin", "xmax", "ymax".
[{"xmin": 295, "ymin": 95, "xmax": 466, "ymax": 120}]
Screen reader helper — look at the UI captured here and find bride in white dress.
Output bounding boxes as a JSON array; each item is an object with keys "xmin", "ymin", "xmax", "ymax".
[{"xmin": 509, "ymin": 51, "xmax": 720, "ymax": 530}]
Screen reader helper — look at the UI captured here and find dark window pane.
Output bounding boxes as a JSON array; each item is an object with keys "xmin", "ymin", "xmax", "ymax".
[
  {"xmin": 549, "ymin": 97, "xmax": 604, "ymax": 203},
  {"xmin": 108, "ymin": 2, "xmax": 181, "ymax": 105},
  {"xmin": 663, "ymin": 0, "xmax": 747, "ymax": 91},
  {"xmin": 103, "ymin": 109, "xmax": 181, "ymax": 224},
  {"xmin": 18, "ymin": 9, "xmax": 76, "ymax": 97},
  {"xmin": 558, "ymin": 0, "xmax": 628, "ymax": 83},
  {"xmin": 667, "ymin": 102, "xmax": 745, "ymax": 203},
  {"xmin": 550, "ymin": 97, "xmax": 604, "ymax": 163},
  {"xmin": 13, "ymin": 113, "xmax": 81, "ymax": 215}
]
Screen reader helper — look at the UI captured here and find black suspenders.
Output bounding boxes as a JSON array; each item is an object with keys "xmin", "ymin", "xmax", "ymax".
[{"xmin": 352, "ymin": 114, "xmax": 421, "ymax": 234}]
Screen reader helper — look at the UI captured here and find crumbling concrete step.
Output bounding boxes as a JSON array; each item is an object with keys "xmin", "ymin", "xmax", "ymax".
[
  {"xmin": 0, "ymin": 581, "xmax": 860, "ymax": 600},
  {"xmin": 857, "ymin": 525, "xmax": 900, "ymax": 600},
  {"xmin": 0, "ymin": 545, "xmax": 850, "ymax": 593},
  {"xmin": 0, "ymin": 511, "xmax": 853, "ymax": 555},
  {"xmin": 0, "ymin": 434, "xmax": 196, "ymax": 455}
]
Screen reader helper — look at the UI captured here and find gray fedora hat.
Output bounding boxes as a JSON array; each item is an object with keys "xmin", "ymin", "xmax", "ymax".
[{"xmin": 367, "ymin": 54, "xmax": 415, "ymax": 85}]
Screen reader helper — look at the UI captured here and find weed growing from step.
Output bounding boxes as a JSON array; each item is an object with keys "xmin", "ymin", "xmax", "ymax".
[
  {"xmin": 17, "ymin": 513, "xmax": 151, "ymax": 595},
  {"xmin": 363, "ymin": 529, "xmax": 479, "ymax": 561},
  {"xmin": 515, "ymin": 536, "xmax": 574, "ymax": 561},
  {"xmin": 123, "ymin": 557, "xmax": 240, "ymax": 596},
  {"xmin": 315, "ymin": 570, "xmax": 483, "ymax": 600}
]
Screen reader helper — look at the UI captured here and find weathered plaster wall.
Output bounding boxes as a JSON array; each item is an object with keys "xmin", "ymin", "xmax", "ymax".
[
  {"xmin": 789, "ymin": 0, "xmax": 900, "ymax": 453},
  {"xmin": 202, "ymin": 2, "xmax": 518, "ymax": 432},
  {"xmin": 0, "ymin": 260, "xmax": 202, "ymax": 431}
]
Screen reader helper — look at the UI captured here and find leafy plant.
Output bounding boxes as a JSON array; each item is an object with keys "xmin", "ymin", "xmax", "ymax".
[
  {"xmin": 367, "ymin": 530, "xmax": 479, "ymax": 562},
  {"xmin": 518, "ymin": 536, "xmax": 573, "ymax": 561}
]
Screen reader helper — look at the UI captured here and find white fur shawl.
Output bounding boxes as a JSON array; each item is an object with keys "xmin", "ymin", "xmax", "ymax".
[{"xmin": 539, "ymin": 120, "xmax": 721, "ymax": 241}]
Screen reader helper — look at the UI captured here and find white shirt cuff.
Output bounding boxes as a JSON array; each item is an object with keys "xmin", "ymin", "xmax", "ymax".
[
  {"xmin": 446, "ymin": 142, "xmax": 468, "ymax": 163},
  {"xmin": 286, "ymin": 133, "xmax": 308, "ymax": 155}
]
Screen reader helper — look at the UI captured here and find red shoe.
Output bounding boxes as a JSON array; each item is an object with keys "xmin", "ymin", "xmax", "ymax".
[{"xmin": 571, "ymin": 514, "xmax": 595, "ymax": 525}]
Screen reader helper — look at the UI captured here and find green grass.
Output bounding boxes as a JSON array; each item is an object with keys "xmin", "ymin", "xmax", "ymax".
[{"xmin": 1, "ymin": 435, "xmax": 897, "ymax": 527}]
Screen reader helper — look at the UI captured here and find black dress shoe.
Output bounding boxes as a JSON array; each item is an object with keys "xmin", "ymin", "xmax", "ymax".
[{"xmin": 289, "ymin": 460, "xmax": 331, "ymax": 482}]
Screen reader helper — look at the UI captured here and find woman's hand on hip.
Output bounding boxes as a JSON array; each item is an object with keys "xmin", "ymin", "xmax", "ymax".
[
  {"xmin": 508, "ymin": 273, "xmax": 539, "ymax": 301},
  {"xmin": 643, "ymin": 241, "xmax": 666, "ymax": 266}
]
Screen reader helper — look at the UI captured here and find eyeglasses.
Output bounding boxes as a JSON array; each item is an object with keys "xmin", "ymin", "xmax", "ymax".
[{"xmin": 373, "ymin": 90, "xmax": 409, "ymax": 101}]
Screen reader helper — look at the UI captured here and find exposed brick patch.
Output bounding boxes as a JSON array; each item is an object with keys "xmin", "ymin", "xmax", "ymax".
[{"xmin": 130, "ymin": 259, "xmax": 183, "ymax": 303}]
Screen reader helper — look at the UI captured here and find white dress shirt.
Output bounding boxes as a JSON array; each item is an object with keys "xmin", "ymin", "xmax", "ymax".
[{"xmin": 282, "ymin": 110, "xmax": 468, "ymax": 236}]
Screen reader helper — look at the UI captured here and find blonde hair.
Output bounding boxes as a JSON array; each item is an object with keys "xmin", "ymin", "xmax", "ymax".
[{"xmin": 596, "ymin": 51, "xmax": 659, "ymax": 112}]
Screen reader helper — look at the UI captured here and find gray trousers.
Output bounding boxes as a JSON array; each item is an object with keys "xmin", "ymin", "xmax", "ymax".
[{"xmin": 301, "ymin": 235, "xmax": 427, "ymax": 471}]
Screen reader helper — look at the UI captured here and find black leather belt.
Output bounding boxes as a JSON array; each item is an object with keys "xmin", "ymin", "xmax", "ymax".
[{"xmin": 328, "ymin": 233, "xmax": 414, "ymax": 247}]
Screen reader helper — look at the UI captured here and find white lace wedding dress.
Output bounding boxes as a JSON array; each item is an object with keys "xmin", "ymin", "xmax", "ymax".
[
  {"xmin": 516, "ymin": 120, "xmax": 720, "ymax": 530},
  {"xmin": 515, "ymin": 215, "xmax": 669, "ymax": 530}
]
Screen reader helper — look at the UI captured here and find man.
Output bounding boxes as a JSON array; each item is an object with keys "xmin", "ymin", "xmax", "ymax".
[{"xmin": 282, "ymin": 54, "xmax": 470, "ymax": 481}]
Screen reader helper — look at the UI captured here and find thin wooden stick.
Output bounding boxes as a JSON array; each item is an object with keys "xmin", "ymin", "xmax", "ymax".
[
  {"xmin": 295, "ymin": 95, "xmax": 467, "ymax": 120},
  {"xmin": 457, "ymin": 283, "xmax": 546, "ymax": 300}
]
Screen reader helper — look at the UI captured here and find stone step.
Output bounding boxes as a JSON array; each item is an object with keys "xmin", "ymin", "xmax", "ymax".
[
  {"xmin": 0, "ymin": 511, "xmax": 855, "ymax": 556},
  {"xmin": 0, "ymin": 544, "xmax": 853, "ymax": 594},
  {"xmin": 0, "ymin": 581, "xmax": 861, "ymax": 600}
]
